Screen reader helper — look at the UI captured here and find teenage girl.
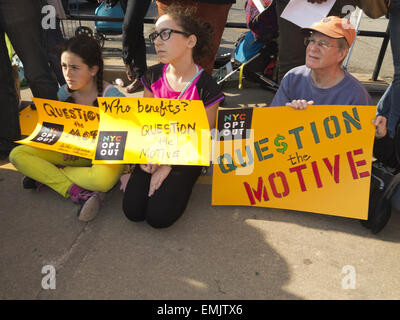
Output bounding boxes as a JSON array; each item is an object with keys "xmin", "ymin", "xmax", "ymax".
[
  {"xmin": 122, "ymin": 4, "xmax": 225, "ymax": 228},
  {"xmin": 9, "ymin": 35, "xmax": 125, "ymax": 222}
]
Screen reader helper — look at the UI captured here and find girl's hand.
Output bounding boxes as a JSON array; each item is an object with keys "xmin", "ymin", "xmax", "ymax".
[
  {"xmin": 373, "ymin": 115, "xmax": 387, "ymax": 139},
  {"xmin": 148, "ymin": 165, "xmax": 172, "ymax": 197},
  {"xmin": 286, "ymin": 100, "xmax": 314, "ymax": 110},
  {"xmin": 140, "ymin": 163, "xmax": 160, "ymax": 174},
  {"xmin": 119, "ymin": 173, "xmax": 131, "ymax": 192},
  {"xmin": 63, "ymin": 153, "xmax": 80, "ymax": 161}
]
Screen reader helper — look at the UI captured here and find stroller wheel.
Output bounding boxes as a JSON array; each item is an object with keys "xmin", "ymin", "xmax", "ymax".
[
  {"xmin": 75, "ymin": 26, "xmax": 93, "ymax": 38},
  {"xmin": 94, "ymin": 32, "xmax": 106, "ymax": 48}
]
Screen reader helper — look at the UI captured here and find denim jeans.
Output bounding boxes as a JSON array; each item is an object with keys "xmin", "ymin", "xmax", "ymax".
[
  {"xmin": 120, "ymin": 0, "xmax": 151, "ymax": 79},
  {"xmin": 0, "ymin": 0, "xmax": 58, "ymax": 146},
  {"xmin": 377, "ymin": 0, "xmax": 400, "ymax": 138}
]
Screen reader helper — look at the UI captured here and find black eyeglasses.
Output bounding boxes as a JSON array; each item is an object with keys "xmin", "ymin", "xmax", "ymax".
[
  {"xmin": 304, "ymin": 37, "xmax": 338, "ymax": 50},
  {"xmin": 149, "ymin": 28, "xmax": 190, "ymax": 43}
]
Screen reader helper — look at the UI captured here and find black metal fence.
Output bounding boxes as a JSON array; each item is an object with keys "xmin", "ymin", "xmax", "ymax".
[{"xmin": 67, "ymin": 14, "xmax": 390, "ymax": 82}]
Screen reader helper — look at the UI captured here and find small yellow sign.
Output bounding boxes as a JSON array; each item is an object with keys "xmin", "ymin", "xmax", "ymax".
[
  {"xmin": 93, "ymin": 97, "xmax": 211, "ymax": 165},
  {"xmin": 16, "ymin": 98, "xmax": 99, "ymax": 159},
  {"xmin": 211, "ymin": 105, "xmax": 377, "ymax": 220}
]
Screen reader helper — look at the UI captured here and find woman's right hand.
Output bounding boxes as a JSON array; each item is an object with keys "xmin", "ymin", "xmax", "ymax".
[
  {"xmin": 373, "ymin": 115, "xmax": 387, "ymax": 139},
  {"xmin": 148, "ymin": 165, "xmax": 172, "ymax": 197}
]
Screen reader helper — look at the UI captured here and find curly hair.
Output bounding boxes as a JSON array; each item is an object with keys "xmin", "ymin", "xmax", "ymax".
[{"xmin": 161, "ymin": 3, "xmax": 214, "ymax": 66}]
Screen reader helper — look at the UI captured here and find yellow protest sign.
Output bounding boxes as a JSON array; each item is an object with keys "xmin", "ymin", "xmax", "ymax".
[
  {"xmin": 212, "ymin": 105, "xmax": 377, "ymax": 220},
  {"xmin": 19, "ymin": 105, "xmax": 38, "ymax": 137},
  {"xmin": 16, "ymin": 98, "xmax": 99, "ymax": 159},
  {"xmin": 93, "ymin": 97, "xmax": 211, "ymax": 165}
]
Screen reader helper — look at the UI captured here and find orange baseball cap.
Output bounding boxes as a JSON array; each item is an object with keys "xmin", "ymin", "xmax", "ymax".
[{"xmin": 302, "ymin": 16, "xmax": 356, "ymax": 47}]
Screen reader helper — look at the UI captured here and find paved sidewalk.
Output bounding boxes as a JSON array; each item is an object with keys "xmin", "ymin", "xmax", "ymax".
[{"xmin": 1, "ymin": 1, "xmax": 400, "ymax": 301}]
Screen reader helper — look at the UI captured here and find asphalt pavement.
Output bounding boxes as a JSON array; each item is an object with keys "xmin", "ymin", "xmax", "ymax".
[{"xmin": 1, "ymin": 0, "xmax": 400, "ymax": 302}]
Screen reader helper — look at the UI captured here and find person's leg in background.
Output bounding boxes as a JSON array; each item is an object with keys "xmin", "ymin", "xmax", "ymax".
[
  {"xmin": 0, "ymin": 0, "xmax": 59, "ymax": 158},
  {"xmin": 386, "ymin": 1, "xmax": 400, "ymax": 137},
  {"xmin": 0, "ymin": 29, "xmax": 20, "ymax": 158},
  {"xmin": 120, "ymin": 0, "xmax": 151, "ymax": 93},
  {"xmin": 193, "ymin": 2, "xmax": 232, "ymax": 75},
  {"xmin": 1, "ymin": 0, "xmax": 58, "ymax": 100},
  {"xmin": 156, "ymin": 0, "xmax": 232, "ymax": 75},
  {"xmin": 378, "ymin": 1, "xmax": 400, "ymax": 213},
  {"xmin": 155, "ymin": 0, "xmax": 171, "ymax": 22},
  {"xmin": 377, "ymin": 83, "xmax": 393, "ymax": 131},
  {"xmin": 276, "ymin": 0, "xmax": 358, "ymax": 82},
  {"xmin": 276, "ymin": 0, "xmax": 305, "ymax": 82},
  {"xmin": 46, "ymin": 18, "xmax": 66, "ymax": 86}
]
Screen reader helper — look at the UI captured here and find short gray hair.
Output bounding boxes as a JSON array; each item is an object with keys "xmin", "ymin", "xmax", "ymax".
[
  {"xmin": 336, "ymin": 37, "xmax": 349, "ymax": 50},
  {"xmin": 336, "ymin": 38, "xmax": 349, "ymax": 65}
]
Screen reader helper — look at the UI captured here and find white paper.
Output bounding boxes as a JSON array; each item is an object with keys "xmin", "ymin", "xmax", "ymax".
[
  {"xmin": 280, "ymin": 0, "xmax": 337, "ymax": 28},
  {"xmin": 253, "ymin": 0, "xmax": 266, "ymax": 13}
]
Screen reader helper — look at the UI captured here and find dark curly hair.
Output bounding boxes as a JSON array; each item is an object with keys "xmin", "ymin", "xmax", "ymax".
[
  {"xmin": 161, "ymin": 3, "xmax": 214, "ymax": 66},
  {"xmin": 60, "ymin": 35, "xmax": 104, "ymax": 95}
]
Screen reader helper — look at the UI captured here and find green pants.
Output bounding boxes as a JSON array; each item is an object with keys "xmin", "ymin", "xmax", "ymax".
[{"xmin": 9, "ymin": 145, "xmax": 124, "ymax": 197}]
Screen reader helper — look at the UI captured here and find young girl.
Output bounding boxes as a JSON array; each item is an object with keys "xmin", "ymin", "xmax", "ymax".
[
  {"xmin": 9, "ymin": 35, "xmax": 125, "ymax": 222},
  {"xmin": 122, "ymin": 4, "xmax": 224, "ymax": 228}
]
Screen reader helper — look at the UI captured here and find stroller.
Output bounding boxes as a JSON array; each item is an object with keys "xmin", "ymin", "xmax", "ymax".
[
  {"xmin": 94, "ymin": 0, "xmax": 124, "ymax": 48},
  {"xmin": 60, "ymin": 0, "xmax": 89, "ymax": 39},
  {"xmin": 215, "ymin": 0, "xmax": 279, "ymax": 92},
  {"xmin": 60, "ymin": 0, "xmax": 123, "ymax": 48}
]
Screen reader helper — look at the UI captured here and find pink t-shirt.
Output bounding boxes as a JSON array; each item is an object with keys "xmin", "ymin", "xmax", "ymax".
[{"xmin": 140, "ymin": 63, "xmax": 224, "ymax": 108}]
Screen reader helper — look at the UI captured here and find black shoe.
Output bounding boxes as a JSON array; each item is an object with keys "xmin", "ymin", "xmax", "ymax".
[{"xmin": 22, "ymin": 176, "xmax": 38, "ymax": 189}]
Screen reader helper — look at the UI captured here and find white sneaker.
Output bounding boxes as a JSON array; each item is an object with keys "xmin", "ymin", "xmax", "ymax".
[{"xmin": 77, "ymin": 192, "xmax": 105, "ymax": 222}]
